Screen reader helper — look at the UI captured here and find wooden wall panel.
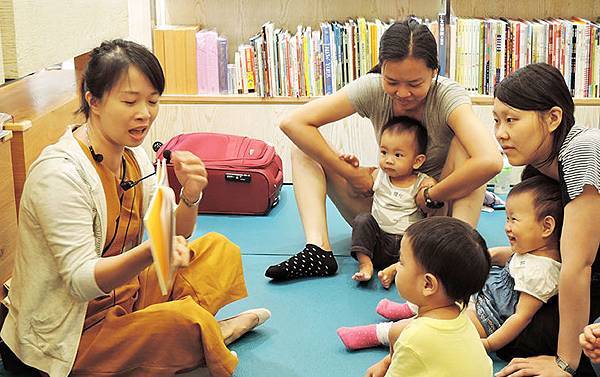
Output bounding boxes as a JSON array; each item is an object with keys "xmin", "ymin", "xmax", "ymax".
[
  {"xmin": 0, "ymin": 0, "xmax": 128, "ymax": 79},
  {"xmin": 452, "ymin": 0, "xmax": 600, "ymax": 19},
  {"xmin": 0, "ymin": 24, "xmax": 4, "ymax": 85},
  {"xmin": 0, "ymin": 137, "xmax": 18, "ymax": 295},
  {"xmin": 162, "ymin": 0, "xmax": 600, "ymax": 62}
]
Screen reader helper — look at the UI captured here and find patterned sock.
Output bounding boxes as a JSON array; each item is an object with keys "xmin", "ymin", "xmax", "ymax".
[
  {"xmin": 336, "ymin": 324, "xmax": 379, "ymax": 351},
  {"xmin": 336, "ymin": 322, "xmax": 392, "ymax": 350},
  {"xmin": 264, "ymin": 244, "xmax": 338, "ymax": 280},
  {"xmin": 376, "ymin": 299, "xmax": 417, "ymax": 320}
]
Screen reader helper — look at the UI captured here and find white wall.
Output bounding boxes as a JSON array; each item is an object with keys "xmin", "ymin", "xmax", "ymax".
[
  {"xmin": 128, "ymin": 0, "xmax": 153, "ymax": 49},
  {"xmin": 0, "ymin": 0, "xmax": 128, "ymax": 79}
]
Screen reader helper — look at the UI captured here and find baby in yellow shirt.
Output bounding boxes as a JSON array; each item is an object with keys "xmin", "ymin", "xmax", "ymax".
[{"xmin": 366, "ymin": 217, "xmax": 493, "ymax": 377}]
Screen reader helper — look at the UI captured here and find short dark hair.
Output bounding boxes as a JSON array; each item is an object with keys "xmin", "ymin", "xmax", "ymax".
[
  {"xmin": 508, "ymin": 175, "xmax": 563, "ymax": 244},
  {"xmin": 77, "ymin": 39, "xmax": 165, "ymax": 119},
  {"xmin": 381, "ymin": 116, "xmax": 428, "ymax": 155},
  {"xmin": 494, "ymin": 63, "xmax": 575, "ymax": 167},
  {"xmin": 370, "ymin": 17, "xmax": 439, "ymax": 74},
  {"xmin": 405, "ymin": 217, "xmax": 491, "ymax": 307}
]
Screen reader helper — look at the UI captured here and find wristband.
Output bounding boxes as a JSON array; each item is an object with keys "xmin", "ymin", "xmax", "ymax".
[
  {"xmin": 423, "ymin": 186, "xmax": 444, "ymax": 209},
  {"xmin": 179, "ymin": 187, "xmax": 202, "ymax": 207}
]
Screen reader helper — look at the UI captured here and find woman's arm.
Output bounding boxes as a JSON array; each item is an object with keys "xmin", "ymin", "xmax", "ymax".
[
  {"xmin": 94, "ymin": 241, "xmax": 153, "ymax": 292},
  {"xmin": 170, "ymin": 151, "xmax": 209, "ymax": 237},
  {"xmin": 557, "ymin": 185, "xmax": 600, "ymax": 368},
  {"xmin": 94, "ymin": 236, "xmax": 189, "ymax": 292},
  {"xmin": 427, "ymin": 103, "xmax": 502, "ymax": 202},
  {"xmin": 280, "ymin": 90, "xmax": 374, "ymax": 194},
  {"xmin": 483, "ymin": 292, "xmax": 544, "ymax": 352}
]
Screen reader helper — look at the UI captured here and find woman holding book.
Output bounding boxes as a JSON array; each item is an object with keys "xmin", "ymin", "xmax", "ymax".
[
  {"xmin": 265, "ymin": 18, "xmax": 502, "ymax": 281},
  {"xmin": 0, "ymin": 39, "xmax": 269, "ymax": 377},
  {"xmin": 493, "ymin": 64, "xmax": 600, "ymax": 377}
]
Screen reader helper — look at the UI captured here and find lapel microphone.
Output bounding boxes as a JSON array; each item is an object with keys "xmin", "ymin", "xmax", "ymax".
[
  {"xmin": 89, "ymin": 145, "xmax": 104, "ymax": 163},
  {"xmin": 120, "ymin": 171, "xmax": 156, "ymax": 191}
]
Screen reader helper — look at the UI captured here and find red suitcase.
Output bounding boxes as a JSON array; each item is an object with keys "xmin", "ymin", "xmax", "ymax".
[{"xmin": 155, "ymin": 132, "xmax": 283, "ymax": 215}]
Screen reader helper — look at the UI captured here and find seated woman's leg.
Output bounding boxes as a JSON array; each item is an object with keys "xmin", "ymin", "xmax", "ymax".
[
  {"xmin": 438, "ymin": 137, "xmax": 486, "ymax": 228},
  {"xmin": 135, "ymin": 232, "xmax": 247, "ymax": 315},
  {"xmin": 265, "ymin": 145, "xmax": 372, "ymax": 280},
  {"xmin": 73, "ymin": 297, "xmax": 237, "ymax": 377}
]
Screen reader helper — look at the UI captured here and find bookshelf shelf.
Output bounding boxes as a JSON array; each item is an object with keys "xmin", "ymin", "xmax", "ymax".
[{"xmin": 160, "ymin": 94, "xmax": 600, "ymax": 106}]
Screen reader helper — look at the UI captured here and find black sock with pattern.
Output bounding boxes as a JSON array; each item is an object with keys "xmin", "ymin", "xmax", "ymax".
[{"xmin": 265, "ymin": 244, "xmax": 338, "ymax": 280}]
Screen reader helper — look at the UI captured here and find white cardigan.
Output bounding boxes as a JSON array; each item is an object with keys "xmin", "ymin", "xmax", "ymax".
[{"xmin": 1, "ymin": 127, "xmax": 156, "ymax": 377}]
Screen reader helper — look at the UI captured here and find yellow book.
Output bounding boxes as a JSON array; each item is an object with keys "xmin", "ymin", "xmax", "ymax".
[
  {"xmin": 143, "ymin": 158, "xmax": 176, "ymax": 295},
  {"xmin": 357, "ymin": 18, "xmax": 367, "ymax": 76}
]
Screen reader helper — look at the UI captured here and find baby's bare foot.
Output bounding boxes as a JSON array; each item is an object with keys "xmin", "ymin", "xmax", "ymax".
[
  {"xmin": 377, "ymin": 265, "xmax": 397, "ymax": 289},
  {"xmin": 352, "ymin": 260, "xmax": 373, "ymax": 282}
]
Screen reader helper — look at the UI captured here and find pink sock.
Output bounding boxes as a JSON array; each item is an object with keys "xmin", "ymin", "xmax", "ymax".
[
  {"xmin": 336, "ymin": 324, "xmax": 380, "ymax": 351},
  {"xmin": 376, "ymin": 299, "xmax": 416, "ymax": 320}
]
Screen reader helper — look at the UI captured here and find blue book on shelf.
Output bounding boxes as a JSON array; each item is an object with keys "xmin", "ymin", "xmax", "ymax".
[{"xmin": 321, "ymin": 23, "xmax": 333, "ymax": 95}]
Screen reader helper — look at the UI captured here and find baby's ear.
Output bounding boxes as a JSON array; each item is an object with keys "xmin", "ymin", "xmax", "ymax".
[
  {"xmin": 422, "ymin": 272, "xmax": 439, "ymax": 297},
  {"xmin": 541, "ymin": 215, "xmax": 556, "ymax": 239},
  {"xmin": 412, "ymin": 154, "xmax": 426, "ymax": 170}
]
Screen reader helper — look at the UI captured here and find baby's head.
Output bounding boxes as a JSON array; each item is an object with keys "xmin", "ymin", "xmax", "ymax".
[
  {"xmin": 379, "ymin": 116, "xmax": 427, "ymax": 178},
  {"xmin": 505, "ymin": 175, "xmax": 563, "ymax": 254},
  {"xmin": 395, "ymin": 217, "xmax": 491, "ymax": 309}
]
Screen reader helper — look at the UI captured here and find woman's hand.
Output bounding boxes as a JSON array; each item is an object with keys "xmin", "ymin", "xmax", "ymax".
[
  {"xmin": 580, "ymin": 323, "xmax": 600, "ymax": 363},
  {"xmin": 495, "ymin": 355, "xmax": 571, "ymax": 377},
  {"xmin": 339, "ymin": 153, "xmax": 375, "ymax": 197},
  {"xmin": 365, "ymin": 354, "xmax": 391, "ymax": 377},
  {"xmin": 172, "ymin": 235, "xmax": 191, "ymax": 268},
  {"xmin": 347, "ymin": 166, "xmax": 376, "ymax": 198},
  {"xmin": 171, "ymin": 151, "xmax": 208, "ymax": 202}
]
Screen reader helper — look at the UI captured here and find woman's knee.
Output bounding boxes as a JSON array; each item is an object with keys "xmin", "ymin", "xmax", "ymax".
[{"xmin": 189, "ymin": 232, "xmax": 241, "ymax": 257}]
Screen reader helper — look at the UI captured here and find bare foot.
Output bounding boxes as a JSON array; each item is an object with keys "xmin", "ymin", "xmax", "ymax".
[
  {"xmin": 352, "ymin": 260, "xmax": 373, "ymax": 282},
  {"xmin": 377, "ymin": 265, "xmax": 397, "ymax": 289}
]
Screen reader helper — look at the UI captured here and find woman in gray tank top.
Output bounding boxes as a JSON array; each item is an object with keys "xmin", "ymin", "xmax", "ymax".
[{"xmin": 264, "ymin": 18, "xmax": 502, "ymax": 281}]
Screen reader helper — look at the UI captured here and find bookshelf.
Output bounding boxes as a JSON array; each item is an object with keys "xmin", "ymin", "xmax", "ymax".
[
  {"xmin": 145, "ymin": 0, "xmax": 600, "ymax": 183},
  {"xmin": 160, "ymin": 94, "xmax": 600, "ymax": 106}
]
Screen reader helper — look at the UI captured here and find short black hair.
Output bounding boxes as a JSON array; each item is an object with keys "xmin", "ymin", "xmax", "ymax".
[
  {"xmin": 77, "ymin": 39, "xmax": 165, "ymax": 119},
  {"xmin": 508, "ymin": 175, "xmax": 563, "ymax": 244},
  {"xmin": 381, "ymin": 116, "xmax": 428, "ymax": 155},
  {"xmin": 404, "ymin": 217, "xmax": 491, "ymax": 307}
]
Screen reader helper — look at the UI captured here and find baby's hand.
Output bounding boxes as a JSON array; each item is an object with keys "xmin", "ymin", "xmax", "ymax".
[
  {"xmin": 339, "ymin": 153, "xmax": 360, "ymax": 168},
  {"xmin": 172, "ymin": 236, "xmax": 191, "ymax": 268},
  {"xmin": 580, "ymin": 323, "xmax": 600, "ymax": 363}
]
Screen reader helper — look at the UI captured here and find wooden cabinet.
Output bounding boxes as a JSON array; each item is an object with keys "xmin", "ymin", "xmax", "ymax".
[
  {"xmin": 0, "ymin": 69, "xmax": 82, "ymax": 209},
  {"xmin": 0, "ymin": 132, "xmax": 18, "ymax": 297}
]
